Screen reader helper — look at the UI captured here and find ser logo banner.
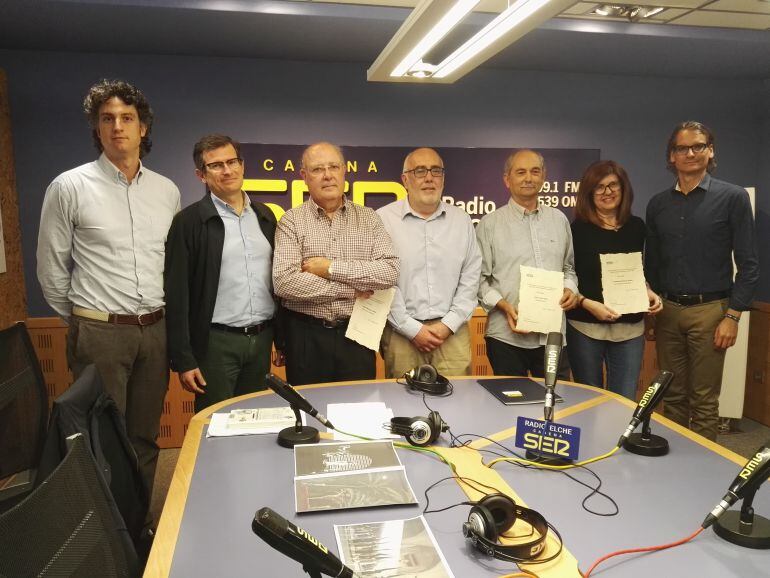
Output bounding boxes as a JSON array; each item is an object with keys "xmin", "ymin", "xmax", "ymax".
[
  {"xmin": 515, "ymin": 416, "xmax": 581, "ymax": 461},
  {"xmin": 237, "ymin": 144, "xmax": 599, "ymax": 223}
]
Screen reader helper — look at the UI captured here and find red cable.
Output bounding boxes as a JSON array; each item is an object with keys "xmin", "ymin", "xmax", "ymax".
[{"xmin": 581, "ymin": 527, "xmax": 704, "ymax": 577}]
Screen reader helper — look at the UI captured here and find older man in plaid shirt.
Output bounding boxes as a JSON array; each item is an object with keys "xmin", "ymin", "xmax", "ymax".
[{"xmin": 273, "ymin": 142, "xmax": 399, "ymax": 386}]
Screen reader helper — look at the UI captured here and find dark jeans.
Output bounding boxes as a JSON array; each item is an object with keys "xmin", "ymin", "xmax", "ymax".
[
  {"xmin": 195, "ymin": 326, "xmax": 273, "ymax": 413},
  {"xmin": 566, "ymin": 324, "xmax": 644, "ymax": 400},
  {"xmin": 484, "ymin": 336, "xmax": 570, "ymax": 380},
  {"xmin": 66, "ymin": 316, "xmax": 168, "ymax": 500},
  {"xmin": 285, "ymin": 313, "xmax": 375, "ymax": 386}
]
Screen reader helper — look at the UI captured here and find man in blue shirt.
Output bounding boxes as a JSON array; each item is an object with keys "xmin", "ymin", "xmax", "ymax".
[
  {"xmin": 646, "ymin": 121, "xmax": 759, "ymax": 440},
  {"xmin": 377, "ymin": 148, "xmax": 481, "ymax": 378},
  {"xmin": 165, "ymin": 134, "xmax": 283, "ymax": 412}
]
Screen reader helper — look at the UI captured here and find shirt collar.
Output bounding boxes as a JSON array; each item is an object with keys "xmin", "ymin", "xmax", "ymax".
[
  {"xmin": 210, "ymin": 191, "xmax": 250, "ymax": 216},
  {"xmin": 401, "ymin": 198, "xmax": 446, "ymax": 221},
  {"xmin": 97, "ymin": 152, "xmax": 144, "ymax": 184},
  {"xmin": 507, "ymin": 197, "xmax": 539, "ymax": 219},
  {"xmin": 309, "ymin": 196, "xmax": 348, "ymax": 219},
  {"xmin": 674, "ymin": 172, "xmax": 711, "ymax": 194}
]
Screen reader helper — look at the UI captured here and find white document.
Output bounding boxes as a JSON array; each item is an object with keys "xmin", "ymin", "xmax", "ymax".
[
  {"xmin": 335, "ymin": 516, "xmax": 455, "ymax": 578},
  {"xmin": 345, "ymin": 287, "xmax": 396, "ymax": 351},
  {"xmin": 206, "ymin": 406, "xmax": 304, "ymax": 438},
  {"xmin": 326, "ymin": 402, "xmax": 398, "ymax": 441},
  {"xmin": 516, "ymin": 265, "xmax": 564, "ymax": 334},
  {"xmin": 600, "ymin": 252, "xmax": 649, "ymax": 314}
]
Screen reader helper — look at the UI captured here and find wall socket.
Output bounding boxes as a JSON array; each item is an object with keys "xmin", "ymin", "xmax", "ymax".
[{"xmin": 753, "ymin": 370, "xmax": 765, "ymax": 384}]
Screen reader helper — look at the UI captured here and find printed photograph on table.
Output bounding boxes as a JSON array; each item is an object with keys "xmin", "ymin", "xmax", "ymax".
[
  {"xmin": 335, "ymin": 516, "xmax": 454, "ymax": 578},
  {"xmin": 294, "ymin": 440, "xmax": 403, "ymax": 476},
  {"xmin": 295, "ymin": 470, "xmax": 418, "ymax": 513}
]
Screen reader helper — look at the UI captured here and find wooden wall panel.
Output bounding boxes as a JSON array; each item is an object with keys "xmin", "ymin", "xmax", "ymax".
[
  {"xmin": 0, "ymin": 68, "xmax": 28, "ymax": 327},
  {"xmin": 745, "ymin": 303, "xmax": 770, "ymax": 426}
]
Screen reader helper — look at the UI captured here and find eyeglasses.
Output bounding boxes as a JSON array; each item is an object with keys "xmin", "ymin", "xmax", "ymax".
[
  {"xmin": 403, "ymin": 166, "xmax": 445, "ymax": 179},
  {"xmin": 672, "ymin": 143, "xmax": 709, "ymax": 156},
  {"xmin": 594, "ymin": 181, "xmax": 621, "ymax": 195},
  {"xmin": 307, "ymin": 163, "xmax": 344, "ymax": 177},
  {"xmin": 204, "ymin": 157, "xmax": 243, "ymax": 173}
]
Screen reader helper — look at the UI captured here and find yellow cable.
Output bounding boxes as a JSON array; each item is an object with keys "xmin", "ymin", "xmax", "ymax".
[{"xmin": 485, "ymin": 446, "xmax": 621, "ymax": 471}]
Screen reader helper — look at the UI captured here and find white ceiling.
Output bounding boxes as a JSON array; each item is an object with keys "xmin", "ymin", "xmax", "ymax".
[
  {"xmin": 320, "ymin": 0, "xmax": 770, "ymax": 29},
  {"xmin": 1, "ymin": 0, "xmax": 769, "ymax": 79}
]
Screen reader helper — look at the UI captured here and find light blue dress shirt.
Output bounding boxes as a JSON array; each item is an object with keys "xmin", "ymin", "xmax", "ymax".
[
  {"xmin": 476, "ymin": 199, "xmax": 578, "ymax": 348},
  {"xmin": 37, "ymin": 153, "xmax": 180, "ymax": 317},
  {"xmin": 210, "ymin": 193, "xmax": 275, "ymax": 327},
  {"xmin": 377, "ymin": 199, "xmax": 481, "ymax": 340}
]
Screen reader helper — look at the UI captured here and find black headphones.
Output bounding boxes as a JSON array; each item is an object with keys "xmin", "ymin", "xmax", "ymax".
[
  {"xmin": 387, "ymin": 411, "xmax": 449, "ymax": 447},
  {"xmin": 403, "ymin": 364, "xmax": 450, "ymax": 395},
  {"xmin": 462, "ymin": 494, "xmax": 556, "ymax": 563}
]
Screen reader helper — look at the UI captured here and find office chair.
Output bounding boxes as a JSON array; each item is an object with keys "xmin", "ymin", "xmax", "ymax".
[
  {"xmin": 0, "ymin": 432, "xmax": 139, "ymax": 577},
  {"xmin": 37, "ymin": 364, "xmax": 150, "ymax": 551},
  {"xmin": 0, "ymin": 321, "xmax": 49, "ymax": 512}
]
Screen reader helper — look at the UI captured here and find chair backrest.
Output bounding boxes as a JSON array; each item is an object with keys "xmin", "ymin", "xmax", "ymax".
[
  {"xmin": 0, "ymin": 432, "xmax": 139, "ymax": 577},
  {"xmin": 0, "ymin": 321, "xmax": 49, "ymax": 505},
  {"xmin": 37, "ymin": 364, "xmax": 150, "ymax": 547}
]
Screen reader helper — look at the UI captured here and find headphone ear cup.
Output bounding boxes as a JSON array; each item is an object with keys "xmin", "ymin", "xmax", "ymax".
[
  {"xmin": 417, "ymin": 364, "xmax": 438, "ymax": 383},
  {"xmin": 468, "ymin": 504, "xmax": 500, "ymax": 542},
  {"xmin": 405, "ymin": 417, "xmax": 432, "ymax": 446},
  {"xmin": 428, "ymin": 411, "xmax": 447, "ymax": 438},
  {"xmin": 478, "ymin": 494, "xmax": 518, "ymax": 534}
]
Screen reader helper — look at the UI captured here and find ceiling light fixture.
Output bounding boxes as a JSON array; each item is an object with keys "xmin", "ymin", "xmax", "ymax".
[
  {"xmin": 591, "ymin": 4, "xmax": 667, "ymax": 22},
  {"xmin": 390, "ymin": 0, "xmax": 480, "ymax": 78},
  {"xmin": 368, "ymin": 0, "xmax": 577, "ymax": 84}
]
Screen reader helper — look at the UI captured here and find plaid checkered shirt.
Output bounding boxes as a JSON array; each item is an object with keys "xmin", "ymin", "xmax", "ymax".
[{"xmin": 273, "ymin": 197, "xmax": 399, "ymax": 321}]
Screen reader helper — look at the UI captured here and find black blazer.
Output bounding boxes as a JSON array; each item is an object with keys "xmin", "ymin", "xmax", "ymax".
[{"xmin": 164, "ymin": 193, "xmax": 282, "ymax": 373}]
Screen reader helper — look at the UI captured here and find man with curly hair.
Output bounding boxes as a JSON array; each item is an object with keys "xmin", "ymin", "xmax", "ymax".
[{"xmin": 37, "ymin": 79, "xmax": 180, "ymax": 500}]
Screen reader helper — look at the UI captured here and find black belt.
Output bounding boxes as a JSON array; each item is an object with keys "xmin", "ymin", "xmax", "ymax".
[
  {"xmin": 287, "ymin": 309, "xmax": 349, "ymax": 329},
  {"xmin": 211, "ymin": 319, "xmax": 272, "ymax": 335},
  {"xmin": 662, "ymin": 291, "xmax": 729, "ymax": 306}
]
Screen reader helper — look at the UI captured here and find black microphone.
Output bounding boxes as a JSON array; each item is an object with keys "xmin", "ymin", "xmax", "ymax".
[
  {"xmin": 266, "ymin": 373, "xmax": 333, "ymax": 428},
  {"xmin": 543, "ymin": 332, "xmax": 562, "ymax": 422},
  {"xmin": 252, "ymin": 507, "xmax": 355, "ymax": 577},
  {"xmin": 702, "ymin": 443, "xmax": 770, "ymax": 529},
  {"xmin": 616, "ymin": 370, "xmax": 674, "ymax": 447}
]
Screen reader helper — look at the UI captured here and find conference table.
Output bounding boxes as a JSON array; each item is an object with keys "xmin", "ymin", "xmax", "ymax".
[{"xmin": 145, "ymin": 377, "xmax": 770, "ymax": 577}]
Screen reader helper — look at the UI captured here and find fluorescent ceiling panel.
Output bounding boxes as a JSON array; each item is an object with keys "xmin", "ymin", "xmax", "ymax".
[{"xmin": 368, "ymin": 0, "xmax": 579, "ymax": 83}]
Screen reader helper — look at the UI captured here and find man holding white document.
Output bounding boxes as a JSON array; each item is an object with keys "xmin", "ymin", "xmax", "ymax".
[
  {"xmin": 273, "ymin": 142, "xmax": 399, "ymax": 386},
  {"xmin": 476, "ymin": 149, "xmax": 579, "ymax": 378}
]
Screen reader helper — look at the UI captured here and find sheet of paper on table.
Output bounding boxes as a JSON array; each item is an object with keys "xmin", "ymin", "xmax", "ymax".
[
  {"xmin": 327, "ymin": 402, "xmax": 399, "ymax": 441},
  {"xmin": 206, "ymin": 406, "xmax": 305, "ymax": 438}
]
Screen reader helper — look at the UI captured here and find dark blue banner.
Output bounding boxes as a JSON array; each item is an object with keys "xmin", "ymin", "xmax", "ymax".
[
  {"xmin": 241, "ymin": 144, "xmax": 599, "ymax": 222},
  {"xmin": 515, "ymin": 415, "xmax": 582, "ymax": 461}
]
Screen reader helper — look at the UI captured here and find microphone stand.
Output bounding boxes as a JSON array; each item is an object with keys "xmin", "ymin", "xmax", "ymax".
[
  {"xmin": 623, "ymin": 414, "xmax": 669, "ymax": 456},
  {"xmin": 713, "ymin": 486, "xmax": 770, "ymax": 549},
  {"xmin": 524, "ymin": 391, "xmax": 574, "ymax": 466},
  {"xmin": 277, "ymin": 406, "xmax": 320, "ymax": 448}
]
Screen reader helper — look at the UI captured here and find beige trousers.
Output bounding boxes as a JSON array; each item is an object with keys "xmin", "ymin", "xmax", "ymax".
[
  {"xmin": 655, "ymin": 298, "xmax": 727, "ymax": 441},
  {"xmin": 381, "ymin": 321, "xmax": 471, "ymax": 379}
]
